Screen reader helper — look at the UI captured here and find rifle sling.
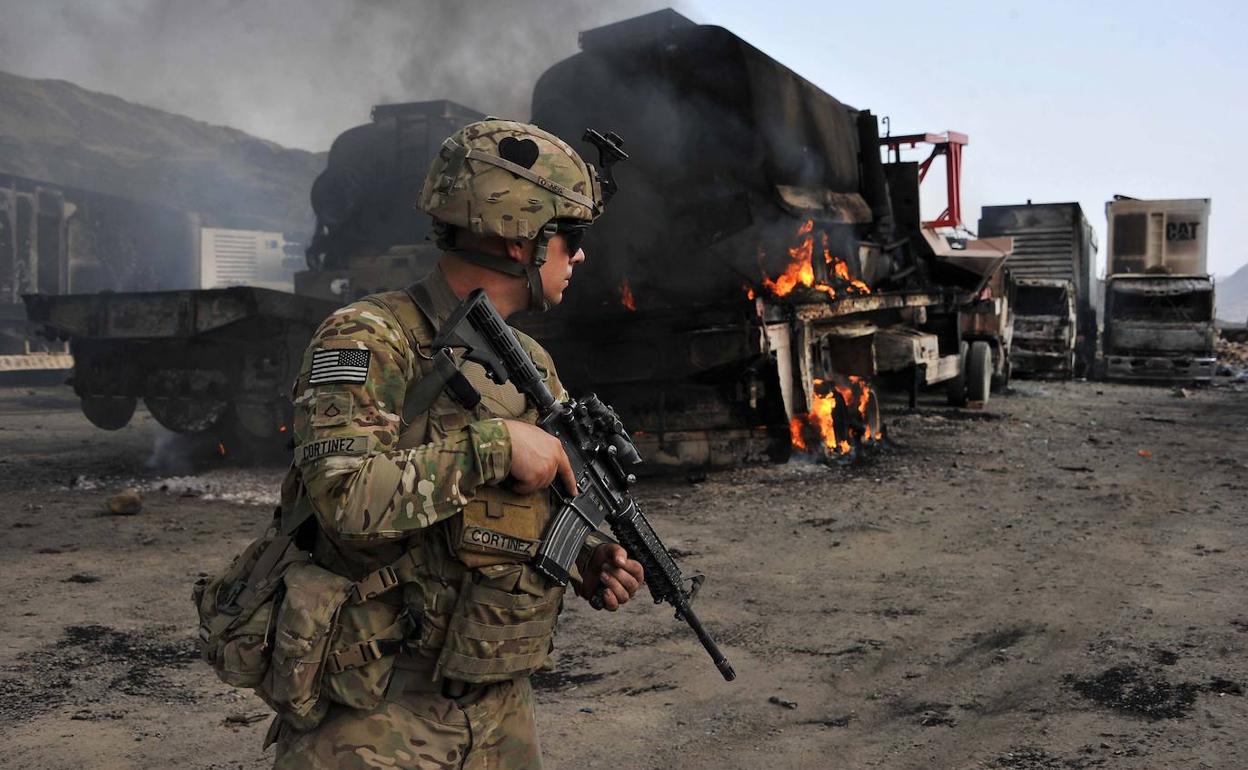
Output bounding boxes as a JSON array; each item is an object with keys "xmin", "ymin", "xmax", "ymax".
[{"xmin": 395, "ymin": 281, "xmax": 480, "ymax": 426}]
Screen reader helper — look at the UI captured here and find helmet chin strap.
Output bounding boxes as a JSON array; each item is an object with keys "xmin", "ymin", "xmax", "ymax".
[
  {"xmin": 526, "ymin": 221, "xmax": 558, "ymax": 313},
  {"xmin": 446, "ymin": 221, "xmax": 557, "ymax": 313}
]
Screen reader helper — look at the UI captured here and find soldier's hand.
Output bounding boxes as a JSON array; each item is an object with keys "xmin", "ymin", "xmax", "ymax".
[
  {"xmin": 502, "ymin": 419, "xmax": 577, "ymax": 495},
  {"xmin": 580, "ymin": 544, "xmax": 644, "ymax": 611}
]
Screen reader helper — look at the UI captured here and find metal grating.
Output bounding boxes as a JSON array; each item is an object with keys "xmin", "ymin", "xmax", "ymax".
[{"xmin": 987, "ymin": 225, "xmax": 1078, "ymax": 281}]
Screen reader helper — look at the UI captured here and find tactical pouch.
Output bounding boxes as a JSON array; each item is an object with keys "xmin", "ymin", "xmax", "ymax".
[
  {"xmin": 321, "ymin": 549, "xmax": 422, "ymax": 711},
  {"xmin": 451, "ymin": 485, "xmax": 551, "ymax": 569},
  {"xmin": 192, "ymin": 522, "xmax": 309, "ymax": 689},
  {"xmin": 436, "ymin": 562, "xmax": 564, "ymax": 683},
  {"xmin": 263, "ymin": 562, "xmax": 353, "ymax": 730}
]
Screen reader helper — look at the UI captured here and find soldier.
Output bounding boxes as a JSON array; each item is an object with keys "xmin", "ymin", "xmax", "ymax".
[{"xmin": 272, "ymin": 120, "xmax": 644, "ymax": 769}]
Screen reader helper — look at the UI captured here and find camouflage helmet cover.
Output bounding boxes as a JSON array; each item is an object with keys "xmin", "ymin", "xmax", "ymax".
[{"xmin": 418, "ymin": 119, "xmax": 603, "ymax": 239}]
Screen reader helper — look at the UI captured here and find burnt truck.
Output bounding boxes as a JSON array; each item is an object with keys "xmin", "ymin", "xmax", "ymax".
[
  {"xmin": 1010, "ymin": 278, "xmax": 1077, "ymax": 377},
  {"xmin": 521, "ymin": 10, "xmax": 1015, "ymax": 464},
  {"xmin": 1101, "ymin": 196, "xmax": 1216, "ymax": 382},
  {"xmin": 22, "ymin": 100, "xmax": 478, "ymax": 444},
  {"xmin": 978, "ymin": 202, "xmax": 1098, "ymax": 377},
  {"xmin": 25, "ymin": 10, "xmax": 1012, "ymax": 464}
]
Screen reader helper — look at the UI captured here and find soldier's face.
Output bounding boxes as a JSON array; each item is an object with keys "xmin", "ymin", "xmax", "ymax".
[{"xmin": 539, "ymin": 234, "xmax": 585, "ymax": 306}]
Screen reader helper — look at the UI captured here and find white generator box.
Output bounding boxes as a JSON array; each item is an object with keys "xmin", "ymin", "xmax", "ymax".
[
  {"xmin": 198, "ymin": 228, "xmax": 298, "ymax": 291},
  {"xmin": 1105, "ymin": 197, "xmax": 1210, "ymax": 276}
]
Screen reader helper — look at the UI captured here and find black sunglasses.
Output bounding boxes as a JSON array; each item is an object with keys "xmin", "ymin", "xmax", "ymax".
[{"xmin": 554, "ymin": 220, "xmax": 590, "ymax": 255}]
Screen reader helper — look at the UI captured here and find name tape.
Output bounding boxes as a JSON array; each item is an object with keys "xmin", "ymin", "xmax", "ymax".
[
  {"xmin": 462, "ymin": 526, "xmax": 538, "ymax": 557},
  {"xmin": 297, "ymin": 435, "xmax": 369, "ymax": 465}
]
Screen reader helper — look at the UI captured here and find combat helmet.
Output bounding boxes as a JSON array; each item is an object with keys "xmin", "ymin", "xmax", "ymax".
[{"xmin": 418, "ymin": 119, "xmax": 623, "ymax": 311}]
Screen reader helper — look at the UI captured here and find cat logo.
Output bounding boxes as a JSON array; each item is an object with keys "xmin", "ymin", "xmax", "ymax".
[{"xmin": 1165, "ymin": 221, "xmax": 1200, "ymax": 241}]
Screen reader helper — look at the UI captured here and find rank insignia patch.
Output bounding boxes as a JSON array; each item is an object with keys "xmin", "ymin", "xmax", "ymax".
[
  {"xmin": 309, "ymin": 348, "xmax": 370, "ymax": 385},
  {"xmin": 311, "ymin": 391, "xmax": 352, "ymax": 427}
]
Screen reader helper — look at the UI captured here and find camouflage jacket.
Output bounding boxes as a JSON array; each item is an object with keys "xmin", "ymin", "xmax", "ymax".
[{"xmin": 284, "ymin": 265, "xmax": 566, "ymax": 565}]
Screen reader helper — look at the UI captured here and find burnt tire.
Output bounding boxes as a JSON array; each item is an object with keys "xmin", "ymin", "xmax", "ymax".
[
  {"xmin": 946, "ymin": 341, "xmax": 969, "ymax": 407},
  {"xmin": 967, "ymin": 340, "xmax": 992, "ymax": 404},
  {"xmin": 144, "ymin": 395, "xmax": 231, "ymax": 434},
  {"xmin": 81, "ymin": 395, "xmax": 137, "ymax": 430}
]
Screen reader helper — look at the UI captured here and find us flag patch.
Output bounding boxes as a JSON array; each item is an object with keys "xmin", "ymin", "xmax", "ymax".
[{"xmin": 309, "ymin": 348, "xmax": 370, "ymax": 385}]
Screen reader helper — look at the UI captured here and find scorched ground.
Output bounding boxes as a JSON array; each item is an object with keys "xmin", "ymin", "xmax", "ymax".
[{"xmin": 0, "ymin": 380, "xmax": 1245, "ymax": 769}]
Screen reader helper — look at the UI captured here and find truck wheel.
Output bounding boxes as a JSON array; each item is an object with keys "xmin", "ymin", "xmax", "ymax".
[
  {"xmin": 967, "ymin": 340, "xmax": 992, "ymax": 404},
  {"xmin": 144, "ymin": 395, "xmax": 230, "ymax": 433},
  {"xmin": 946, "ymin": 341, "xmax": 969, "ymax": 407},
  {"xmin": 81, "ymin": 395, "xmax": 137, "ymax": 431}
]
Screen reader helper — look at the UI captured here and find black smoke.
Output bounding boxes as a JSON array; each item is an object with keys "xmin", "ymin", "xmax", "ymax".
[{"xmin": 0, "ymin": 0, "xmax": 679, "ymax": 150}]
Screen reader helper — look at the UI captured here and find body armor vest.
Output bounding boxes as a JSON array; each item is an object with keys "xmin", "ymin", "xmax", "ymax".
[{"xmin": 289, "ymin": 274, "xmax": 565, "ymax": 689}]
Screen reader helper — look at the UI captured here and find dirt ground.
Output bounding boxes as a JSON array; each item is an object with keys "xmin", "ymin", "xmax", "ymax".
[{"xmin": 1, "ymin": 378, "xmax": 1245, "ymax": 770}]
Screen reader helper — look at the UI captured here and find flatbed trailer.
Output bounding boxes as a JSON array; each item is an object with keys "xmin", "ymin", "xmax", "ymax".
[{"xmin": 24, "ymin": 287, "xmax": 337, "ymax": 442}]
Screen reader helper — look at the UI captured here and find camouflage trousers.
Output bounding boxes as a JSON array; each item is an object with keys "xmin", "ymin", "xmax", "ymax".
[{"xmin": 273, "ymin": 677, "xmax": 541, "ymax": 770}]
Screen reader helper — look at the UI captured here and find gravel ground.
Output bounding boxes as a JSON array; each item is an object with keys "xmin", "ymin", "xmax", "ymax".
[{"xmin": 0, "ymin": 379, "xmax": 1245, "ymax": 769}]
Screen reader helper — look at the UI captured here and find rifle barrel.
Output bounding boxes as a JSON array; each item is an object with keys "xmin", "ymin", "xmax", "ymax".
[{"xmin": 679, "ymin": 600, "xmax": 736, "ymax": 681}]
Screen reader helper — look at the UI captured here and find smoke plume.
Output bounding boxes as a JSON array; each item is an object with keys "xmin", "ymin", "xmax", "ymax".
[{"xmin": 0, "ymin": 0, "xmax": 677, "ymax": 150}]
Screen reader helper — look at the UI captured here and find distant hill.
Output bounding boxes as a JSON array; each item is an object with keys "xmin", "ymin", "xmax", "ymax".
[
  {"xmin": 1217, "ymin": 262, "xmax": 1248, "ymax": 325},
  {"xmin": 0, "ymin": 70, "xmax": 324, "ymax": 235}
]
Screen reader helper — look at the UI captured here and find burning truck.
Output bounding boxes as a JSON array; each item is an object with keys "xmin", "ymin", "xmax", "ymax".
[
  {"xmin": 520, "ymin": 10, "xmax": 1014, "ymax": 465},
  {"xmin": 23, "ymin": 9, "xmax": 1013, "ymax": 466}
]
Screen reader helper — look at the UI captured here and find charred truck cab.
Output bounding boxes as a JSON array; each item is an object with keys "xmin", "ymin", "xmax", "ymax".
[
  {"xmin": 1102, "ymin": 197, "xmax": 1215, "ymax": 382},
  {"xmin": 1010, "ymin": 278, "xmax": 1077, "ymax": 377}
]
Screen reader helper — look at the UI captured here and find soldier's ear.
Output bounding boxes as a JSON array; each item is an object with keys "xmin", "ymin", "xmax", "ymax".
[{"xmin": 505, "ymin": 238, "xmax": 532, "ymax": 263}]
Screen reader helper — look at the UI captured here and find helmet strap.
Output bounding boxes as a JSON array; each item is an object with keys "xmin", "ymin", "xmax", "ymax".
[
  {"xmin": 448, "ymin": 246, "xmax": 527, "ymax": 278},
  {"xmin": 526, "ymin": 221, "xmax": 558, "ymax": 313},
  {"xmin": 444, "ymin": 220, "xmax": 559, "ymax": 313}
]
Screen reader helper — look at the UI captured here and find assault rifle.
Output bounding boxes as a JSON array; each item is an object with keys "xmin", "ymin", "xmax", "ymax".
[{"xmin": 431, "ymin": 289, "xmax": 736, "ymax": 682}]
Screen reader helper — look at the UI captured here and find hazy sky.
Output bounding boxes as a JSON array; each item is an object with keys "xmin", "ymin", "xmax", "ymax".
[
  {"xmin": 682, "ymin": 0, "xmax": 1245, "ymax": 277},
  {"xmin": 0, "ymin": 0, "xmax": 1242, "ymax": 275}
]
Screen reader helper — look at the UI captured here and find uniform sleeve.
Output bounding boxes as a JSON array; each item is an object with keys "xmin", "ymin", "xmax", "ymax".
[{"xmin": 291, "ymin": 302, "xmax": 513, "ymax": 544}]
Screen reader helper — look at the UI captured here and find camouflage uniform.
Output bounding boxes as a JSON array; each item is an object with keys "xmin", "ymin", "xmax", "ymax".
[
  {"xmin": 275, "ymin": 662, "xmax": 540, "ymax": 770},
  {"xmin": 270, "ymin": 118, "xmax": 610, "ymax": 769},
  {"xmin": 274, "ymin": 266, "xmax": 592, "ymax": 770}
]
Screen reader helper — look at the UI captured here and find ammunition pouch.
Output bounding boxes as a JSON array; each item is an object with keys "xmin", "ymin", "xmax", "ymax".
[
  {"xmin": 436, "ymin": 561, "xmax": 564, "ymax": 683},
  {"xmin": 194, "ymin": 506, "xmax": 424, "ymax": 730},
  {"xmin": 322, "ymin": 550, "xmax": 422, "ymax": 711},
  {"xmin": 263, "ymin": 548, "xmax": 423, "ymax": 728},
  {"xmin": 262, "ymin": 561, "xmax": 351, "ymax": 729},
  {"xmin": 451, "ymin": 484, "xmax": 551, "ymax": 568},
  {"xmin": 192, "ymin": 519, "xmax": 309, "ymax": 689}
]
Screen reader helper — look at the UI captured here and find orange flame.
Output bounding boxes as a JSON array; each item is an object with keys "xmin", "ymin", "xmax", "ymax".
[
  {"xmin": 789, "ymin": 375, "xmax": 880, "ymax": 456},
  {"xmin": 789, "ymin": 416, "xmax": 807, "ymax": 451},
  {"xmin": 217, "ymin": 442, "xmax": 227, "ymax": 457},
  {"xmin": 619, "ymin": 278, "xmax": 636, "ymax": 311},
  {"xmin": 756, "ymin": 220, "xmax": 872, "ymax": 300}
]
